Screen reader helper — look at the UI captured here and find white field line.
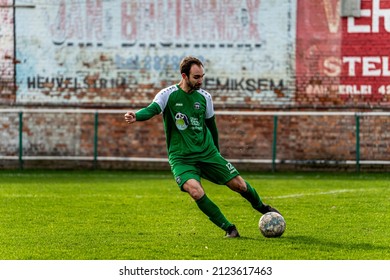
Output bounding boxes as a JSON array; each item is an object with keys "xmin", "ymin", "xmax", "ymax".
[
  {"xmin": 2, "ymin": 188, "xmax": 379, "ymax": 199},
  {"xmin": 267, "ymin": 188, "xmax": 371, "ymax": 199}
]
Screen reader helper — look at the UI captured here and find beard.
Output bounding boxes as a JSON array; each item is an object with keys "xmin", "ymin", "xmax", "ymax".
[{"xmin": 187, "ymin": 80, "xmax": 201, "ymax": 91}]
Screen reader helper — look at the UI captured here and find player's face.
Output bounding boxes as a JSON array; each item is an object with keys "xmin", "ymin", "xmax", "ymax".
[{"xmin": 186, "ymin": 64, "xmax": 205, "ymax": 91}]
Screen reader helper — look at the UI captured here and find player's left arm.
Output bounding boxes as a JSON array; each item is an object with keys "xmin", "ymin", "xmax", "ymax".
[
  {"xmin": 205, "ymin": 116, "xmax": 220, "ymax": 151},
  {"xmin": 201, "ymin": 89, "xmax": 219, "ymax": 151}
]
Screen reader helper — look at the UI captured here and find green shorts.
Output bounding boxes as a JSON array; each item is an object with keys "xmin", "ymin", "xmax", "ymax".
[{"xmin": 170, "ymin": 152, "xmax": 240, "ymax": 190}]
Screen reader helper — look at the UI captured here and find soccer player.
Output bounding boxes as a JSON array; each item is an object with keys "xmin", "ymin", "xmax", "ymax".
[{"xmin": 125, "ymin": 56, "xmax": 280, "ymax": 238}]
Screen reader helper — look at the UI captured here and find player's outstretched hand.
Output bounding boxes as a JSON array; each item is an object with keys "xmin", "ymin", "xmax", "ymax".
[{"xmin": 124, "ymin": 111, "xmax": 136, "ymax": 124}]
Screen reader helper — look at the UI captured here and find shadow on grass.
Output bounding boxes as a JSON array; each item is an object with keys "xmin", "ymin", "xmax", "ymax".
[{"xmin": 283, "ymin": 235, "xmax": 390, "ymax": 252}]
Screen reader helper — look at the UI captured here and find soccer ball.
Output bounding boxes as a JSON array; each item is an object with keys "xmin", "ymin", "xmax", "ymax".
[{"xmin": 259, "ymin": 212, "xmax": 286, "ymax": 238}]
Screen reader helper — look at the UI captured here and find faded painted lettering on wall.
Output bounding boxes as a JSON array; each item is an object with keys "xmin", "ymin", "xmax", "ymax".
[{"xmin": 14, "ymin": 0, "xmax": 295, "ymax": 106}]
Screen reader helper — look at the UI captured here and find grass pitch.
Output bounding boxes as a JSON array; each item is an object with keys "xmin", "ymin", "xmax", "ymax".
[{"xmin": 0, "ymin": 170, "xmax": 389, "ymax": 260}]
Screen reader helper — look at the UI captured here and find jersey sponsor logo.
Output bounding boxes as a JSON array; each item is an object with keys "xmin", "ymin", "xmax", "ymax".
[
  {"xmin": 175, "ymin": 112, "xmax": 189, "ymax": 130},
  {"xmin": 175, "ymin": 103, "xmax": 183, "ymax": 107}
]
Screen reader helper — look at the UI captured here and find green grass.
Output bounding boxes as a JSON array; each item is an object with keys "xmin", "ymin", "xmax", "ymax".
[{"xmin": 0, "ymin": 170, "xmax": 389, "ymax": 260}]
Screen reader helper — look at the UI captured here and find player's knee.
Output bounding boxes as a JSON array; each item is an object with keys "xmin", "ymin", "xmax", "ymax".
[
  {"xmin": 183, "ymin": 180, "xmax": 204, "ymax": 200},
  {"xmin": 226, "ymin": 176, "xmax": 247, "ymax": 193}
]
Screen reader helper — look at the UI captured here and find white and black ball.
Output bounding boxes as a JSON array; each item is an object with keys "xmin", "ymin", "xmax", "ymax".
[{"xmin": 259, "ymin": 212, "xmax": 286, "ymax": 238}]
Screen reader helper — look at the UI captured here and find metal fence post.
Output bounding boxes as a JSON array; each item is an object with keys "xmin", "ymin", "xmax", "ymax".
[
  {"xmin": 18, "ymin": 111, "xmax": 24, "ymax": 170},
  {"xmin": 93, "ymin": 111, "xmax": 99, "ymax": 169},
  {"xmin": 272, "ymin": 115, "xmax": 278, "ymax": 172},
  {"xmin": 355, "ymin": 114, "xmax": 360, "ymax": 173}
]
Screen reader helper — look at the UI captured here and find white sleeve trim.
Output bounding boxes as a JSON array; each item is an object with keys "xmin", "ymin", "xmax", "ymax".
[
  {"xmin": 199, "ymin": 89, "xmax": 215, "ymax": 119},
  {"xmin": 153, "ymin": 85, "xmax": 178, "ymax": 112}
]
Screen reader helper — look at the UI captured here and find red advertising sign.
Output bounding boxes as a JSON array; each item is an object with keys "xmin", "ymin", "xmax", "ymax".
[
  {"xmin": 296, "ymin": 0, "xmax": 390, "ymax": 106},
  {"xmin": 341, "ymin": 0, "xmax": 390, "ymax": 101}
]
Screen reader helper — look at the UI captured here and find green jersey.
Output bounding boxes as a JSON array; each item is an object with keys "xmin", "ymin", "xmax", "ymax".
[{"xmin": 135, "ymin": 85, "xmax": 219, "ymax": 163}]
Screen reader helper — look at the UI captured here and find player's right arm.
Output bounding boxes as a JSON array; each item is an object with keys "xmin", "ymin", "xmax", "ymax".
[
  {"xmin": 124, "ymin": 102, "xmax": 162, "ymax": 124},
  {"xmin": 125, "ymin": 85, "xmax": 173, "ymax": 124}
]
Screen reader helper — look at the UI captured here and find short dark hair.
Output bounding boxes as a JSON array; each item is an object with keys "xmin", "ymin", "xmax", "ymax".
[{"xmin": 180, "ymin": 56, "xmax": 203, "ymax": 77}]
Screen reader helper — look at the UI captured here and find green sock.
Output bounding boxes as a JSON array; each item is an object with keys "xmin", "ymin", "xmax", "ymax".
[
  {"xmin": 196, "ymin": 194, "xmax": 232, "ymax": 231},
  {"xmin": 240, "ymin": 181, "xmax": 263, "ymax": 210}
]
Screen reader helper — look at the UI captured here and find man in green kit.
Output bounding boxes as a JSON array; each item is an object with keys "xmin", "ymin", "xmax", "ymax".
[{"xmin": 125, "ymin": 56, "xmax": 280, "ymax": 238}]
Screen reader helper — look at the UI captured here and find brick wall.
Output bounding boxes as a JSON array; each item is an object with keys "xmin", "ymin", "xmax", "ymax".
[
  {"xmin": 2, "ymin": 110, "xmax": 389, "ymax": 172},
  {"xmin": 1, "ymin": 0, "xmax": 390, "ymax": 171},
  {"xmin": 0, "ymin": 0, "xmax": 15, "ymax": 103}
]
